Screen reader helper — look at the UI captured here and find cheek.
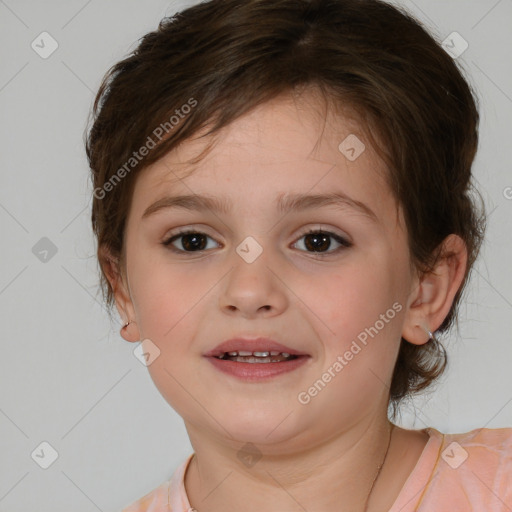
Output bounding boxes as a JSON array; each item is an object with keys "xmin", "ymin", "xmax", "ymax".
[
  {"xmin": 304, "ymin": 258, "xmax": 405, "ymax": 388},
  {"xmin": 128, "ymin": 255, "xmax": 211, "ymax": 343},
  {"xmin": 312, "ymin": 261, "xmax": 399, "ymax": 336},
  {"xmin": 128, "ymin": 258, "xmax": 209, "ymax": 413}
]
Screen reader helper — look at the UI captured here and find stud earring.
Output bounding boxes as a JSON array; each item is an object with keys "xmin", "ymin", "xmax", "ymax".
[{"xmin": 121, "ymin": 320, "xmax": 132, "ymax": 334}]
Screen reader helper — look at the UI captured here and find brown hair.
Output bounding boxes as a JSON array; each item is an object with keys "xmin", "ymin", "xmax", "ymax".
[{"xmin": 85, "ymin": 0, "xmax": 485, "ymax": 414}]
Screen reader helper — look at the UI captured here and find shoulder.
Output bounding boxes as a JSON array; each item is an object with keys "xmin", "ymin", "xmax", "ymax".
[
  {"xmin": 425, "ymin": 427, "xmax": 512, "ymax": 508},
  {"xmin": 121, "ymin": 480, "xmax": 170, "ymax": 512},
  {"xmin": 439, "ymin": 426, "xmax": 512, "ymax": 467}
]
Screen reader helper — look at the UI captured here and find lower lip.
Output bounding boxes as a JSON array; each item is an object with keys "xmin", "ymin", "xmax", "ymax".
[{"xmin": 205, "ymin": 355, "xmax": 310, "ymax": 381}]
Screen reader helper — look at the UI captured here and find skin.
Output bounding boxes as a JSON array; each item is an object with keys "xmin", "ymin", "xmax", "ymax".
[{"xmin": 103, "ymin": 89, "xmax": 467, "ymax": 512}]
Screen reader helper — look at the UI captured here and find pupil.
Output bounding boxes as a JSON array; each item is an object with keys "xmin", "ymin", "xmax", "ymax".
[
  {"xmin": 305, "ymin": 233, "xmax": 330, "ymax": 252},
  {"xmin": 182, "ymin": 233, "xmax": 206, "ymax": 251}
]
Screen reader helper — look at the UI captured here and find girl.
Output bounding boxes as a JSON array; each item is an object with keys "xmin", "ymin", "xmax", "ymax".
[{"xmin": 86, "ymin": 0, "xmax": 512, "ymax": 510}]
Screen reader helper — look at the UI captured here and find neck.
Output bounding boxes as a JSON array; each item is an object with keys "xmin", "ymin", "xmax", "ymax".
[{"xmin": 184, "ymin": 414, "xmax": 394, "ymax": 512}]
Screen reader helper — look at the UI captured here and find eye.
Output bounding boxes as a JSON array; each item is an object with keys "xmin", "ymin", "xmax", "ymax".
[
  {"xmin": 292, "ymin": 228, "xmax": 352, "ymax": 256},
  {"xmin": 162, "ymin": 227, "xmax": 352, "ymax": 256},
  {"xmin": 162, "ymin": 229, "xmax": 220, "ymax": 253}
]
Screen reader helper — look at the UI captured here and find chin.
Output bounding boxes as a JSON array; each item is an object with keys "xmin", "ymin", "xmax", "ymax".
[{"xmin": 220, "ymin": 408, "xmax": 303, "ymax": 444}]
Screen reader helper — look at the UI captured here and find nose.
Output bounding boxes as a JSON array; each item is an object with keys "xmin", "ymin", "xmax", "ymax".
[{"xmin": 218, "ymin": 245, "xmax": 288, "ymax": 319}]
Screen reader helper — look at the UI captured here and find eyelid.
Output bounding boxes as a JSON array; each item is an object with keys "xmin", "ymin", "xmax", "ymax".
[
  {"xmin": 162, "ymin": 224, "xmax": 218, "ymax": 241},
  {"xmin": 296, "ymin": 225, "xmax": 352, "ymax": 244}
]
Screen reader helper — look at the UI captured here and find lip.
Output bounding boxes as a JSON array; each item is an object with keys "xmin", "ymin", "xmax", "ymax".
[
  {"xmin": 206, "ymin": 354, "xmax": 310, "ymax": 381},
  {"xmin": 203, "ymin": 337, "xmax": 309, "ymax": 358},
  {"xmin": 203, "ymin": 337, "xmax": 311, "ymax": 382}
]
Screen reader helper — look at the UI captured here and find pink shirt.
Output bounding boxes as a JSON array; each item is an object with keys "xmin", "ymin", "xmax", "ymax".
[{"xmin": 121, "ymin": 427, "xmax": 512, "ymax": 511}]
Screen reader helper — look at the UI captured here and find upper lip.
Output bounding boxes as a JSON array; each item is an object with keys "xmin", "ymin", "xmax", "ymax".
[{"xmin": 203, "ymin": 337, "xmax": 309, "ymax": 358}]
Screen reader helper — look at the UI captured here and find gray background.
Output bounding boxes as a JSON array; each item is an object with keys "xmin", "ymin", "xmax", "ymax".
[{"xmin": 1, "ymin": 0, "xmax": 511, "ymax": 510}]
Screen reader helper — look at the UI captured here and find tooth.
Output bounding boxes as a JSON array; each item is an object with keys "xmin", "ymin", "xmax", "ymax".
[
  {"xmin": 270, "ymin": 351, "xmax": 280, "ymax": 356},
  {"xmin": 253, "ymin": 351, "xmax": 270, "ymax": 357},
  {"xmin": 228, "ymin": 351, "xmax": 238, "ymax": 356},
  {"xmin": 235, "ymin": 356, "xmax": 272, "ymax": 363},
  {"xmin": 281, "ymin": 353, "xmax": 290, "ymax": 357},
  {"xmin": 237, "ymin": 350, "xmax": 253, "ymax": 356}
]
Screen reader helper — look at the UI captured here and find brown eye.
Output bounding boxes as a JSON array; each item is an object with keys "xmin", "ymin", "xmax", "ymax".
[
  {"xmin": 304, "ymin": 232, "xmax": 331, "ymax": 252},
  {"xmin": 163, "ymin": 230, "xmax": 218, "ymax": 253},
  {"xmin": 293, "ymin": 229, "xmax": 352, "ymax": 255}
]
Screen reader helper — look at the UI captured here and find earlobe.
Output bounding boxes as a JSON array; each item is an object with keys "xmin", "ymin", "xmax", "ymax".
[
  {"xmin": 402, "ymin": 234, "xmax": 467, "ymax": 346},
  {"xmin": 119, "ymin": 319, "xmax": 140, "ymax": 343}
]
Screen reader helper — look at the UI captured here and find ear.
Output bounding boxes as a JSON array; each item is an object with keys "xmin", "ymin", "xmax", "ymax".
[
  {"xmin": 402, "ymin": 234, "xmax": 467, "ymax": 345},
  {"xmin": 99, "ymin": 244, "xmax": 140, "ymax": 343}
]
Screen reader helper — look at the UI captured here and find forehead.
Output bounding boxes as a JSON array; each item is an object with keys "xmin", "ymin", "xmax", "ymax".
[{"xmin": 129, "ymin": 92, "xmax": 396, "ymax": 222}]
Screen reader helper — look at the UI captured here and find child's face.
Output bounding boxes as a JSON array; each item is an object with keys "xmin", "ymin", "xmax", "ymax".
[{"xmin": 119, "ymin": 92, "xmax": 418, "ymax": 450}]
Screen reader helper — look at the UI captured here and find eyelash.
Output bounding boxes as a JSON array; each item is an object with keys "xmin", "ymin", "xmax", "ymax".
[{"xmin": 162, "ymin": 228, "xmax": 352, "ymax": 257}]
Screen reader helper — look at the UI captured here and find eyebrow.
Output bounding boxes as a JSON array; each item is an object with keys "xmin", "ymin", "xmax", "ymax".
[{"xmin": 141, "ymin": 191, "xmax": 378, "ymax": 222}]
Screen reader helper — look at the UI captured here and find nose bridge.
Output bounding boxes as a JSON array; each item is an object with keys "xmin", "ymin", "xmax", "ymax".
[
  {"xmin": 230, "ymin": 234, "xmax": 273, "ymax": 285},
  {"xmin": 219, "ymin": 234, "xmax": 286, "ymax": 315},
  {"xmin": 235, "ymin": 234, "xmax": 266, "ymax": 265}
]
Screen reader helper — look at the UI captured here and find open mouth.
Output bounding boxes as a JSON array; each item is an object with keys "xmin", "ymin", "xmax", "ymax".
[
  {"xmin": 204, "ymin": 337, "xmax": 310, "ymax": 380},
  {"xmin": 207, "ymin": 351, "xmax": 310, "ymax": 380},
  {"xmin": 215, "ymin": 350, "xmax": 298, "ymax": 363}
]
